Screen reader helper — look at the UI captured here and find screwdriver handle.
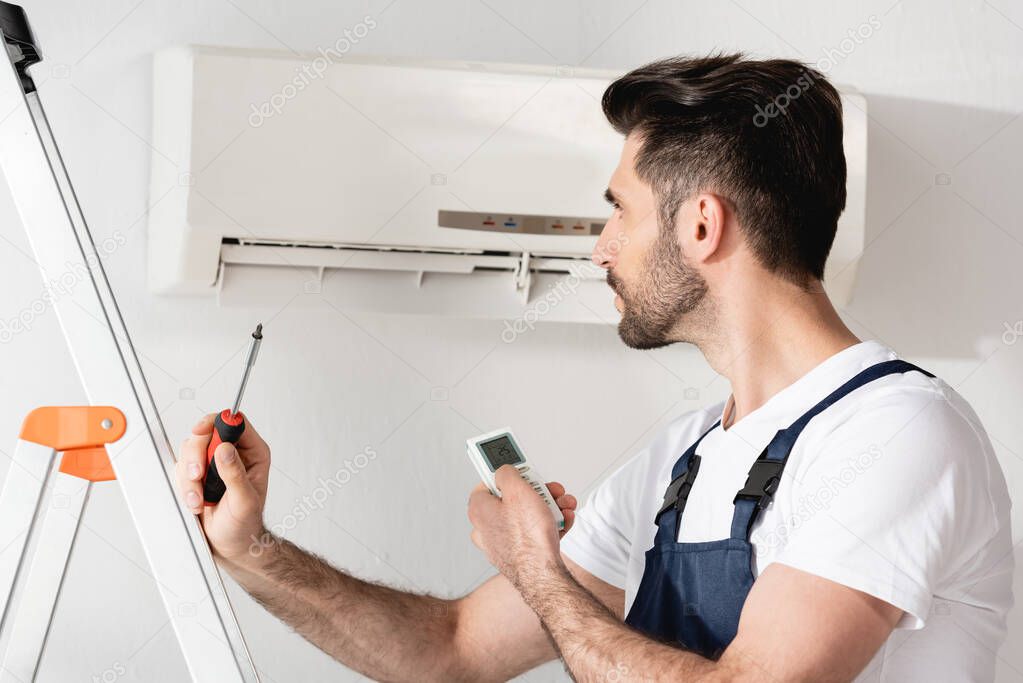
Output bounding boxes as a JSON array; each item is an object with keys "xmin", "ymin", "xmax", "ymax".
[{"xmin": 203, "ymin": 409, "xmax": 246, "ymax": 505}]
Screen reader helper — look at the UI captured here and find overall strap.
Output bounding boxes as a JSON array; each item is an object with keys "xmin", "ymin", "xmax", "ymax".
[
  {"xmin": 729, "ymin": 359, "xmax": 934, "ymax": 540},
  {"xmin": 653, "ymin": 420, "xmax": 721, "ymax": 545}
]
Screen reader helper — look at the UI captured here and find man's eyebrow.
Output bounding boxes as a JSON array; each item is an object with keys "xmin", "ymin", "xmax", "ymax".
[{"xmin": 604, "ymin": 188, "xmax": 618, "ymax": 205}]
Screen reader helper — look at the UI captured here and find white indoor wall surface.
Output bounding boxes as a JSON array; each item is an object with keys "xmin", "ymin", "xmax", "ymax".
[{"xmin": 0, "ymin": 1, "xmax": 1019, "ymax": 681}]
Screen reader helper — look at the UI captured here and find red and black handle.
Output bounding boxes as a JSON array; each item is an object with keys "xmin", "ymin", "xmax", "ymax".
[{"xmin": 203, "ymin": 409, "xmax": 246, "ymax": 505}]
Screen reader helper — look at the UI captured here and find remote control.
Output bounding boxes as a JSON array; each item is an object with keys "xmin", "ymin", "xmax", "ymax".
[{"xmin": 466, "ymin": 427, "xmax": 565, "ymax": 530}]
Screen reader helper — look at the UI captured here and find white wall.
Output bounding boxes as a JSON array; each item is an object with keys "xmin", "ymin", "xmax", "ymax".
[{"xmin": 0, "ymin": 1, "xmax": 1019, "ymax": 681}]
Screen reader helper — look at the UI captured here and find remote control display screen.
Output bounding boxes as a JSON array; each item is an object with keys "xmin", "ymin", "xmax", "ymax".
[{"xmin": 479, "ymin": 435, "xmax": 523, "ymax": 470}]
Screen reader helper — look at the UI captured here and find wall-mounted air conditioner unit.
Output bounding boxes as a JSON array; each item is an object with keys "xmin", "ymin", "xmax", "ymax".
[{"xmin": 147, "ymin": 47, "xmax": 866, "ymax": 323}]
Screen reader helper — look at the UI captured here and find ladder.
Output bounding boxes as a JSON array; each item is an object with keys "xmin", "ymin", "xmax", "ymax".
[{"xmin": 0, "ymin": 2, "xmax": 259, "ymax": 680}]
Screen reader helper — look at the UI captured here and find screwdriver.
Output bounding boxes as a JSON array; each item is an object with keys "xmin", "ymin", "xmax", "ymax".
[{"xmin": 204, "ymin": 323, "xmax": 263, "ymax": 505}]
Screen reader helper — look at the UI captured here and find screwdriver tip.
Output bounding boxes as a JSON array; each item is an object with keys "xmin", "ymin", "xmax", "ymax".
[{"xmin": 253, "ymin": 323, "xmax": 263, "ymax": 339}]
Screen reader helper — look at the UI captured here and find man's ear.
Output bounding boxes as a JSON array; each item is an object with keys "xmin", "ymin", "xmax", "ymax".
[{"xmin": 679, "ymin": 193, "xmax": 728, "ymax": 263}]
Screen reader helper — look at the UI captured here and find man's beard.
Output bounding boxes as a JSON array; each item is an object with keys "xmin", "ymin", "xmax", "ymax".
[{"xmin": 608, "ymin": 230, "xmax": 708, "ymax": 350}]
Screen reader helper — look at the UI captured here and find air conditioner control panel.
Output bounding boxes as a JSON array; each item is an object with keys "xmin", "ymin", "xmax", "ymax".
[{"xmin": 439, "ymin": 210, "xmax": 604, "ymax": 237}]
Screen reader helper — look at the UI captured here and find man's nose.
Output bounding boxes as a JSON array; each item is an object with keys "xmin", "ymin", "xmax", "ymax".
[{"xmin": 591, "ymin": 222, "xmax": 617, "ymax": 270}]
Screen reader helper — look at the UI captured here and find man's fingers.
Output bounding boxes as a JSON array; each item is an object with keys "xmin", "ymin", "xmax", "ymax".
[
  {"xmin": 195, "ymin": 412, "xmax": 270, "ymax": 472},
  {"xmin": 177, "ymin": 429, "xmax": 211, "ymax": 514},
  {"xmin": 493, "ymin": 464, "xmax": 515, "ymax": 491},
  {"xmin": 214, "ymin": 443, "xmax": 259, "ymax": 515},
  {"xmin": 467, "ymin": 484, "xmax": 502, "ymax": 529},
  {"xmin": 226, "ymin": 413, "xmax": 271, "ymax": 469},
  {"xmin": 556, "ymin": 494, "xmax": 577, "ymax": 511},
  {"xmin": 544, "ymin": 483, "xmax": 577, "ymax": 511},
  {"xmin": 175, "ymin": 457, "xmax": 204, "ymax": 514},
  {"xmin": 559, "ymin": 509, "xmax": 576, "ymax": 536},
  {"xmin": 179, "ymin": 432, "xmax": 209, "ymax": 479},
  {"xmin": 184, "ymin": 442, "xmax": 205, "ymax": 481},
  {"xmin": 494, "ymin": 464, "xmax": 531, "ymax": 496},
  {"xmin": 191, "ymin": 414, "xmax": 214, "ymax": 436},
  {"xmin": 468, "ymin": 485, "xmax": 494, "ymax": 511}
]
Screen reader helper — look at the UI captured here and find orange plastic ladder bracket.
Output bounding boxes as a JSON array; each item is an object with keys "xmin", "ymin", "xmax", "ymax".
[
  {"xmin": 19, "ymin": 406, "xmax": 126, "ymax": 482},
  {"xmin": 57, "ymin": 447, "xmax": 116, "ymax": 482}
]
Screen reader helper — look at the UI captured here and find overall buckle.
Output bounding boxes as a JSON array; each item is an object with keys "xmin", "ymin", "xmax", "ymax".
[
  {"xmin": 655, "ymin": 455, "xmax": 702, "ymax": 526},
  {"xmin": 733, "ymin": 454, "xmax": 785, "ymax": 510}
]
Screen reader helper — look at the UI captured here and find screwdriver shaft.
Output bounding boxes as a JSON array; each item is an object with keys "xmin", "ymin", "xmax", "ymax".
[{"xmin": 230, "ymin": 323, "xmax": 263, "ymax": 416}]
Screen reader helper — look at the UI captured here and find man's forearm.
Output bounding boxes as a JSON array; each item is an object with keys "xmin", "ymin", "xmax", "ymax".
[
  {"xmin": 516, "ymin": 560, "xmax": 736, "ymax": 683},
  {"xmin": 221, "ymin": 532, "xmax": 463, "ymax": 682}
]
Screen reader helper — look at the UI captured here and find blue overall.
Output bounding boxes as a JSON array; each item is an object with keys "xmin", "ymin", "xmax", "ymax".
[{"xmin": 624, "ymin": 359, "xmax": 933, "ymax": 658}]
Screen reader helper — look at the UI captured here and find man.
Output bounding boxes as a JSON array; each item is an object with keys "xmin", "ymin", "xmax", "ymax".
[{"xmin": 176, "ymin": 54, "xmax": 1013, "ymax": 681}]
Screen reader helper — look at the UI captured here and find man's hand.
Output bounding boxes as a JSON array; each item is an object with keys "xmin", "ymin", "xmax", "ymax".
[
  {"xmin": 467, "ymin": 465, "xmax": 577, "ymax": 587},
  {"xmin": 175, "ymin": 414, "xmax": 271, "ymax": 567}
]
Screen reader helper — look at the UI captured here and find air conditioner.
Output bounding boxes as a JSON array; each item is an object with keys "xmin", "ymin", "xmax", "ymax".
[{"xmin": 147, "ymin": 47, "xmax": 866, "ymax": 322}]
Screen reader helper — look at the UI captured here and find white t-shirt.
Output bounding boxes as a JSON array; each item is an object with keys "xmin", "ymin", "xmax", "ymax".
[{"xmin": 561, "ymin": 340, "xmax": 1013, "ymax": 682}]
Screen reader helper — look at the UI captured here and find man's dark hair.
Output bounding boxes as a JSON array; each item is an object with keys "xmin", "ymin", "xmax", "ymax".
[{"xmin": 602, "ymin": 53, "xmax": 846, "ymax": 283}]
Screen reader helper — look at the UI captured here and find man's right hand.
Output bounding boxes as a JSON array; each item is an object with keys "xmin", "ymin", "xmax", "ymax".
[{"xmin": 175, "ymin": 414, "xmax": 271, "ymax": 567}]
